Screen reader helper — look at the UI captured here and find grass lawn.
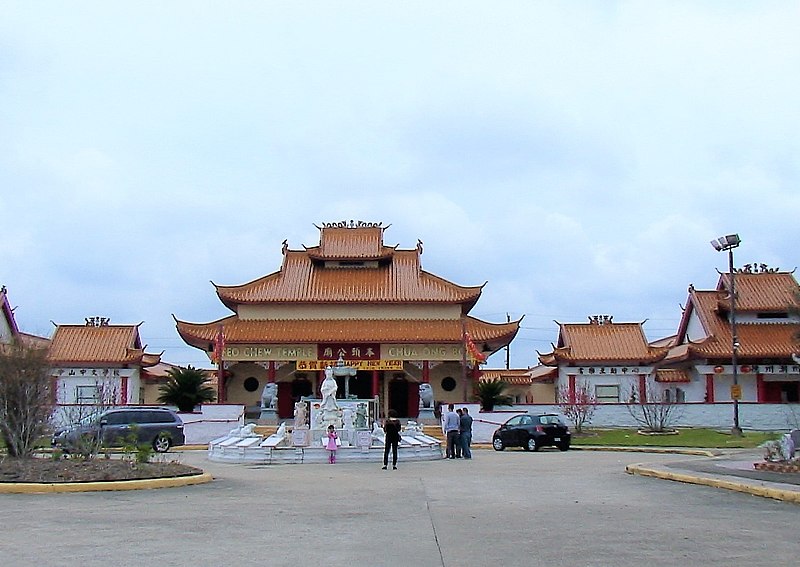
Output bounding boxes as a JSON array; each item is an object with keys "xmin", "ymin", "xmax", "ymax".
[{"xmin": 572, "ymin": 428, "xmax": 779, "ymax": 449}]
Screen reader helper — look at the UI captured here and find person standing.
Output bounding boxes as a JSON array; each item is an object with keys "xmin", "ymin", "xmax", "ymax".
[
  {"xmin": 325, "ymin": 424, "xmax": 338, "ymax": 464},
  {"xmin": 382, "ymin": 409, "xmax": 401, "ymax": 470},
  {"xmin": 454, "ymin": 409, "xmax": 463, "ymax": 458},
  {"xmin": 444, "ymin": 404, "xmax": 460, "ymax": 459},
  {"xmin": 459, "ymin": 407, "xmax": 473, "ymax": 459}
]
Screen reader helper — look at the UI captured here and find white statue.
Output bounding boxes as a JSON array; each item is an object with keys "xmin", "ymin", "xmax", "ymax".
[
  {"xmin": 317, "ymin": 366, "xmax": 343, "ymax": 430},
  {"xmin": 261, "ymin": 382, "xmax": 278, "ymax": 409},
  {"xmin": 320, "ymin": 366, "xmax": 338, "ymax": 410},
  {"xmin": 276, "ymin": 422, "xmax": 287, "ymax": 440},
  {"xmin": 419, "ymin": 383, "xmax": 434, "ymax": 408},
  {"xmin": 342, "ymin": 408, "xmax": 355, "ymax": 430},
  {"xmin": 229, "ymin": 423, "xmax": 257, "ymax": 438},
  {"xmin": 294, "ymin": 401, "xmax": 308, "ymax": 429},
  {"xmin": 355, "ymin": 403, "xmax": 367, "ymax": 428},
  {"xmin": 371, "ymin": 420, "xmax": 384, "ymax": 439}
]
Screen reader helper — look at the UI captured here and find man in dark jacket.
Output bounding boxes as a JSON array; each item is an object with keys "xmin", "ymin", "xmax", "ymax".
[{"xmin": 459, "ymin": 407, "xmax": 473, "ymax": 459}]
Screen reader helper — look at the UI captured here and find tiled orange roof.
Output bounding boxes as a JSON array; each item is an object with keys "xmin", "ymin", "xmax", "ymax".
[
  {"xmin": 688, "ymin": 321, "xmax": 800, "ymax": 359},
  {"xmin": 176, "ymin": 316, "xmax": 519, "ymax": 350},
  {"xmin": 675, "ymin": 281, "xmax": 800, "ymax": 359},
  {"xmin": 717, "ymin": 272, "xmax": 800, "ymax": 312},
  {"xmin": 539, "ymin": 321, "xmax": 669, "ymax": 365},
  {"xmin": 528, "ymin": 365, "xmax": 558, "ymax": 382},
  {"xmin": 306, "ymin": 226, "xmax": 396, "ymax": 260},
  {"xmin": 19, "ymin": 332, "xmax": 50, "ymax": 350},
  {"xmin": 655, "ymin": 369, "xmax": 691, "ymax": 383},
  {"xmin": 48, "ymin": 325, "xmax": 160, "ymax": 367},
  {"xmin": 480, "ymin": 369, "xmax": 534, "ymax": 385},
  {"xmin": 215, "ymin": 247, "xmax": 483, "ymax": 308}
]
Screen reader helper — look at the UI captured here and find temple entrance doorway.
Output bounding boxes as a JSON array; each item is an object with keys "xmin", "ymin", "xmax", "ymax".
[
  {"xmin": 349, "ymin": 371, "xmax": 374, "ymax": 399},
  {"xmin": 389, "ymin": 376, "xmax": 409, "ymax": 418},
  {"xmin": 278, "ymin": 375, "xmax": 313, "ymax": 419}
]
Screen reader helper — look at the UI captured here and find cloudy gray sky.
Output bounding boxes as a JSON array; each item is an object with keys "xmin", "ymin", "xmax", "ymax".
[{"xmin": 2, "ymin": 2, "xmax": 798, "ymax": 369}]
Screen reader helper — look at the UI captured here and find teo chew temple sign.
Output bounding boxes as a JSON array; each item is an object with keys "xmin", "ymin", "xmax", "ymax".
[{"xmin": 175, "ymin": 221, "xmax": 519, "ymax": 420}]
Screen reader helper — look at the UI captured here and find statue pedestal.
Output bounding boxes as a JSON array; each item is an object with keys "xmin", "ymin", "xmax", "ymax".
[
  {"xmin": 418, "ymin": 407, "xmax": 436, "ymax": 420},
  {"xmin": 259, "ymin": 407, "xmax": 277, "ymax": 421}
]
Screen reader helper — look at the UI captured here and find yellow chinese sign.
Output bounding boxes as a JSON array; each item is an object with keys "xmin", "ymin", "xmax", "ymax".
[
  {"xmin": 296, "ymin": 360, "xmax": 404, "ymax": 371},
  {"xmin": 730, "ymin": 384, "xmax": 742, "ymax": 400}
]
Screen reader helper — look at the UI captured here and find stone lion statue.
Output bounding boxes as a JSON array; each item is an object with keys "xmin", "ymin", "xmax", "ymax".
[
  {"xmin": 419, "ymin": 383, "xmax": 434, "ymax": 408},
  {"xmin": 261, "ymin": 382, "xmax": 278, "ymax": 409}
]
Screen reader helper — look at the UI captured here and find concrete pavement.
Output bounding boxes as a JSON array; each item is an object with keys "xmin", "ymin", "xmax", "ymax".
[
  {"xmin": 2, "ymin": 448, "xmax": 799, "ymax": 566},
  {"xmin": 621, "ymin": 447, "xmax": 800, "ymax": 504}
]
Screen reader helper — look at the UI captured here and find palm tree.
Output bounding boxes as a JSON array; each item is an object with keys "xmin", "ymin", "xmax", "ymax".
[
  {"xmin": 157, "ymin": 365, "xmax": 216, "ymax": 412},
  {"xmin": 474, "ymin": 379, "xmax": 514, "ymax": 411}
]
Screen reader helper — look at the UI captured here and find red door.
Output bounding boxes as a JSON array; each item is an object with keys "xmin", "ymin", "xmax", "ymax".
[
  {"xmin": 277, "ymin": 382, "xmax": 293, "ymax": 419},
  {"xmin": 407, "ymin": 383, "xmax": 420, "ymax": 418}
]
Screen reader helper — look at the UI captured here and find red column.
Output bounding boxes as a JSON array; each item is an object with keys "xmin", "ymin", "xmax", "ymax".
[
  {"xmin": 638, "ymin": 374, "xmax": 647, "ymax": 404},
  {"xmin": 372, "ymin": 370, "xmax": 380, "ymax": 398},
  {"xmin": 120, "ymin": 375, "xmax": 128, "ymax": 405},
  {"xmin": 568, "ymin": 375, "xmax": 576, "ymax": 404},
  {"xmin": 705, "ymin": 374, "xmax": 715, "ymax": 403},
  {"xmin": 422, "ymin": 361, "xmax": 430, "ymax": 383},
  {"xmin": 268, "ymin": 361, "xmax": 276, "ymax": 383},
  {"xmin": 217, "ymin": 369, "xmax": 225, "ymax": 403},
  {"xmin": 756, "ymin": 374, "xmax": 765, "ymax": 403}
]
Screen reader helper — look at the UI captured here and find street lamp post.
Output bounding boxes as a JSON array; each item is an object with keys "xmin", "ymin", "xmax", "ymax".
[{"xmin": 711, "ymin": 234, "xmax": 742, "ymax": 436}]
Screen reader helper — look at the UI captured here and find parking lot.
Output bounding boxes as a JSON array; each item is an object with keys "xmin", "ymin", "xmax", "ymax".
[{"xmin": 1, "ymin": 449, "xmax": 797, "ymax": 567}]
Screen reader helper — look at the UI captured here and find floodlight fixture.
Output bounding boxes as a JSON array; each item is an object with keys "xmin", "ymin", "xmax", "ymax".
[{"xmin": 710, "ymin": 234, "xmax": 741, "ymax": 252}]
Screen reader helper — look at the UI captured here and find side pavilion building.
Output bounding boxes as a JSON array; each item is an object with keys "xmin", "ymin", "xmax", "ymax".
[{"xmin": 176, "ymin": 222, "xmax": 520, "ymax": 420}]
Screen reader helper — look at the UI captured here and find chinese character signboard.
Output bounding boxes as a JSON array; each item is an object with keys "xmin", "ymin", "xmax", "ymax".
[
  {"xmin": 318, "ymin": 344, "xmax": 380, "ymax": 360},
  {"xmin": 296, "ymin": 360, "xmax": 403, "ymax": 371}
]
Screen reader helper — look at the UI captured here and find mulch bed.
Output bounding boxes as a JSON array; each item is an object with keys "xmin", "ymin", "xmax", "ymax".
[
  {"xmin": 0, "ymin": 457, "xmax": 203, "ymax": 483},
  {"xmin": 753, "ymin": 461, "xmax": 800, "ymax": 474}
]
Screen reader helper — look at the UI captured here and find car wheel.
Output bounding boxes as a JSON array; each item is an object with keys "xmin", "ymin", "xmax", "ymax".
[
  {"xmin": 153, "ymin": 434, "xmax": 172, "ymax": 453},
  {"xmin": 525, "ymin": 437, "xmax": 539, "ymax": 452},
  {"xmin": 492, "ymin": 438, "xmax": 505, "ymax": 451},
  {"xmin": 558, "ymin": 442, "xmax": 570, "ymax": 452}
]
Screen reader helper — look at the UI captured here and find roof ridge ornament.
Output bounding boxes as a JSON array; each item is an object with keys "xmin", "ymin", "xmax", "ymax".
[
  {"xmin": 737, "ymin": 263, "xmax": 780, "ymax": 274},
  {"xmin": 320, "ymin": 220, "xmax": 383, "ymax": 229},
  {"xmin": 588, "ymin": 315, "xmax": 613, "ymax": 325},
  {"xmin": 85, "ymin": 316, "xmax": 110, "ymax": 327}
]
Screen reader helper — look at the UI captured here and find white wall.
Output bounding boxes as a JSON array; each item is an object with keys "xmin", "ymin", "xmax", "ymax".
[{"xmin": 179, "ymin": 404, "xmax": 245, "ymax": 444}]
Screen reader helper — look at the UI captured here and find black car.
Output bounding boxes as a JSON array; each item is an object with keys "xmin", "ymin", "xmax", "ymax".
[
  {"xmin": 52, "ymin": 407, "xmax": 185, "ymax": 453},
  {"xmin": 492, "ymin": 413, "xmax": 571, "ymax": 452}
]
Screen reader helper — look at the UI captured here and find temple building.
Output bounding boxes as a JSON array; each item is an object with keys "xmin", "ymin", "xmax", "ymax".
[
  {"xmin": 175, "ymin": 222, "xmax": 520, "ymax": 419},
  {"xmin": 538, "ymin": 316, "xmax": 671, "ymax": 404},
  {"xmin": 47, "ymin": 318, "xmax": 162, "ymax": 406},
  {"xmin": 537, "ymin": 267, "xmax": 800, "ymax": 406},
  {"xmin": 664, "ymin": 267, "xmax": 800, "ymax": 403}
]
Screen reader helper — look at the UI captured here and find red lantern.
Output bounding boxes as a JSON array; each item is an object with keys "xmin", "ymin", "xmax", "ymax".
[{"xmin": 713, "ymin": 365, "xmax": 724, "ymax": 374}]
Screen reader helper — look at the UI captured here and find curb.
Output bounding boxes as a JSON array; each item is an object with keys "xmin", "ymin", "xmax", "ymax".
[
  {"xmin": 625, "ymin": 464, "xmax": 800, "ymax": 505},
  {"xmin": 0, "ymin": 472, "xmax": 213, "ymax": 494},
  {"xmin": 571, "ymin": 445, "xmax": 719, "ymax": 457}
]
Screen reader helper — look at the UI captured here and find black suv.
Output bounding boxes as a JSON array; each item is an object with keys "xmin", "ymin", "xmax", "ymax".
[
  {"xmin": 492, "ymin": 413, "xmax": 571, "ymax": 452},
  {"xmin": 52, "ymin": 407, "xmax": 185, "ymax": 453}
]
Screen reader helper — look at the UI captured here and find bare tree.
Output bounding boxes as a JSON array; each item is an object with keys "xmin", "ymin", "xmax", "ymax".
[
  {"xmin": 0, "ymin": 342, "xmax": 53, "ymax": 458},
  {"xmin": 624, "ymin": 379, "xmax": 683, "ymax": 433},
  {"xmin": 557, "ymin": 382, "xmax": 597, "ymax": 434}
]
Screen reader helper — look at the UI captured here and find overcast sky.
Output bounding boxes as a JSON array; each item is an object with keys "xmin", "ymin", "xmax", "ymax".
[{"xmin": 2, "ymin": 2, "xmax": 798, "ymax": 369}]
